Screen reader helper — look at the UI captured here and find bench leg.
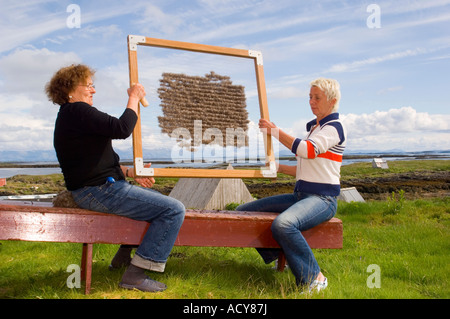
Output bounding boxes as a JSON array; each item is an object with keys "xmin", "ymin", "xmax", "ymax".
[
  {"xmin": 80, "ymin": 243, "xmax": 93, "ymax": 294},
  {"xmin": 277, "ymin": 251, "xmax": 286, "ymax": 272}
]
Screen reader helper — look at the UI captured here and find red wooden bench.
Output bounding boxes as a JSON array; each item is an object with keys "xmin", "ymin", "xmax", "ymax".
[{"xmin": 0, "ymin": 200, "xmax": 343, "ymax": 294}]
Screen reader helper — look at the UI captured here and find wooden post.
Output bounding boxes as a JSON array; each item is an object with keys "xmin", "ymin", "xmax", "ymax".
[
  {"xmin": 254, "ymin": 60, "xmax": 275, "ymax": 164},
  {"xmin": 81, "ymin": 243, "xmax": 93, "ymax": 295},
  {"xmin": 128, "ymin": 36, "xmax": 143, "ymax": 178}
]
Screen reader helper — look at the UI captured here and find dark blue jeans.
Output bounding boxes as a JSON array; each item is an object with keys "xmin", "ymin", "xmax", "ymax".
[
  {"xmin": 71, "ymin": 180, "xmax": 185, "ymax": 272},
  {"xmin": 237, "ymin": 192, "xmax": 337, "ymax": 285}
]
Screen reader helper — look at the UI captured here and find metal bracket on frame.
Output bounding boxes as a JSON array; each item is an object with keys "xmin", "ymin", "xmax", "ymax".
[
  {"xmin": 260, "ymin": 160, "xmax": 277, "ymax": 178},
  {"xmin": 128, "ymin": 35, "xmax": 146, "ymax": 51},
  {"xmin": 134, "ymin": 157, "xmax": 155, "ymax": 176},
  {"xmin": 248, "ymin": 50, "xmax": 263, "ymax": 65}
]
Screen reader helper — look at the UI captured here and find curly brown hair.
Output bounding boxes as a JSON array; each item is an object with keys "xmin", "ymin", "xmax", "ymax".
[{"xmin": 45, "ymin": 64, "xmax": 95, "ymax": 105}]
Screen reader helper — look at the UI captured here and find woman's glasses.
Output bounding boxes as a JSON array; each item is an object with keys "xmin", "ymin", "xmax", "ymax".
[{"xmin": 78, "ymin": 84, "xmax": 96, "ymax": 90}]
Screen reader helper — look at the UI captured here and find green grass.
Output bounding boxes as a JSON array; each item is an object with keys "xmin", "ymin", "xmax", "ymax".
[
  {"xmin": 340, "ymin": 159, "xmax": 450, "ymax": 181},
  {"xmin": 2, "ymin": 160, "xmax": 449, "ymax": 195},
  {"xmin": 1, "ymin": 197, "xmax": 448, "ymax": 299},
  {"xmin": 1, "ymin": 160, "xmax": 448, "ymax": 299},
  {"xmin": 0, "ymin": 174, "xmax": 66, "ymax": 195}
]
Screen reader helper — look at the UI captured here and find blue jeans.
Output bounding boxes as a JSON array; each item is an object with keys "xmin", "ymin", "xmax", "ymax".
[
  {"xmin": 237, "ymin": 192, "xmax": 337, "ymax": 285},
  {"xmin": 71, "ymin": 180, "xmax": 185, "ymax": 272}
]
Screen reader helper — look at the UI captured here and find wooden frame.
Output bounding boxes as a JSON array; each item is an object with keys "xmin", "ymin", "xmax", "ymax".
[{"xmin": 127, "ymin": 35, "xmax": 276, "ymax": 178}]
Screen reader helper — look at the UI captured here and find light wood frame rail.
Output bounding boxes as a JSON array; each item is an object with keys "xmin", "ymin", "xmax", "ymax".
[{"xmin": 128, "ymin": 35, "xmax": 276, "ymax": 178}]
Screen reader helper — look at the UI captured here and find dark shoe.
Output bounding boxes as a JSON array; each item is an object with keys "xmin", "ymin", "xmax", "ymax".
[
  {"xmin": 109, "ymin": 257, "xmax": 131, "ymax": 270},
  {"xmin": 109, "ymin": 245, "xmax": 135, "ymax": 270},
  {"xmin": 119, "ymin": 277, "xmax": 167, "ymax": 292}
]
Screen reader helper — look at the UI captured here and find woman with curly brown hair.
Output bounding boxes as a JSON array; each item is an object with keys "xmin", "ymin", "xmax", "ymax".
[{"xmin": 46, "ymin": 64, "xmax": 185, "ymax": 292}]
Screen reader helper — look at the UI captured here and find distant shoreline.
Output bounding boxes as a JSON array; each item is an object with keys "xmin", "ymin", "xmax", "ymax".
[
  {"xmin": 1, "ymin": 159, "xmax": 448, "ymax": 201},
  {"xmin": 1, "ymin": 153, "xmax": 449, "ymax": 168}
]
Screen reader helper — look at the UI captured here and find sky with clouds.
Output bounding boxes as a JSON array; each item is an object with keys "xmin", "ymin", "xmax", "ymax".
[{"xmin": 0, "ymin": 0, "xmax": 449, "ymax": 162}]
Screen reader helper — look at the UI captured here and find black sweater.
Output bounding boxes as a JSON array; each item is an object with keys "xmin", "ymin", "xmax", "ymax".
[{"xmin": 54, "ymin": 102, "xmax": 138, "ymax": 191}]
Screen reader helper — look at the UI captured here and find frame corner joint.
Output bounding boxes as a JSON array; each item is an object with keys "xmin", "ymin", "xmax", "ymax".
[
  {"xmin": 248, "ymin": 50, "xmax": 263, "ymax": 65},
  {"xmin": 134, "ymin": 157, "xmax": 155, "ymax": 176},
  {"xmin": 261, "ymin": 161, "xmax": 277, "ymax": 178},
  {"xmin": 128, "ymin": 35, "xmax": 146, "ymax": 51}
]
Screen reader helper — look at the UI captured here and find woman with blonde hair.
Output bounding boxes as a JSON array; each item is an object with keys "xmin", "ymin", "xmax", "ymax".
[{"xmin": 237, "ymin": 78, "xmax": 345, "ymax": 293}]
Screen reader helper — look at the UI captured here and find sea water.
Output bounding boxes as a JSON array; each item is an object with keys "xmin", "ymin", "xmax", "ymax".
[{"xmin": 1, "ymin": 151, "xmax": 448, "ymax": 179}]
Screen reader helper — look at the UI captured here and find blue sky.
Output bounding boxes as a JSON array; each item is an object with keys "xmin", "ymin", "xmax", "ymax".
[{"xmin": 0, "ymin": 0, "xmax": 449, "ymax": 161}]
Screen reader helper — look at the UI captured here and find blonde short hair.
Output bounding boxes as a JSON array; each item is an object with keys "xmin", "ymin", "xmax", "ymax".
[{"xmin": 310, "ymin": 78, "xmax": 341, "ymax": 112}]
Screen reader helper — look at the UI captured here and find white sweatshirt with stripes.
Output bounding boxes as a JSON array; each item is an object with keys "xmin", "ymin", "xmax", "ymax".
[{"xmin": 290, "ymin": 113, "xmax": 346, "ymax": 196}]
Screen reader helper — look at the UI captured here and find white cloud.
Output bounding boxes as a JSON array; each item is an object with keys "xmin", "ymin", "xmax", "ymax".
[
  {"xmin": 341, "ymin": 106, "xmax": 450, "ymax": 134},
  {"xmin": 377, "ymin": 86, "xmax": 403, "ymax": 95},
  {"xmin": 382, "ymin": 0, "xmax": 450, "ymax": 14},
  {"xmin": 135, "ymin": 3, "xmax": 184, "ymax": 36},
  {"xmin": 189, "ymin": 13, "xmax": 316, "ymax": 44},
  {"xmin": 326, "ymin": 48, "xmax": 429, "ymax": 73},
  {"xmin": 0, "ymin": 1, "xmax": 66, "ymax": 54},
  {"xmin": 343, "ymin": 131, "xmax": 450, "ymax": 152},
  {"xmin": 0, "ymin": 93, "xmax": 56, "ymax": 152},
  {"xmin": 273, "ymin": 107, "xmax": 450, "ymax": 152},
  {"xmin": 340, "ymin": 107, "xmax": 450, "ymax": 151},
  {"xmin": 0, "ymin": 47, "xmax": 82, "ymax": 152},
  {"xmin": 198, "ymin": 0, "xmax": 263, "ymax": 15},
  {"xmin": 0, "ymin": 113, "xmax": 54, "ymax": 152},
  {"xmin": 269, "ymin": 86, "xmax": 308, "ymax": 99},
  {"xmin": 0, "ymin": 47, "xmax": 81, "ymax": 96}
]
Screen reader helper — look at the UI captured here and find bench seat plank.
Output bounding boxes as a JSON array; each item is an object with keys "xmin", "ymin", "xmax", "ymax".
[{"xmin": 0, "ymin": 202, "xmax": 342, "ymax": 249}]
